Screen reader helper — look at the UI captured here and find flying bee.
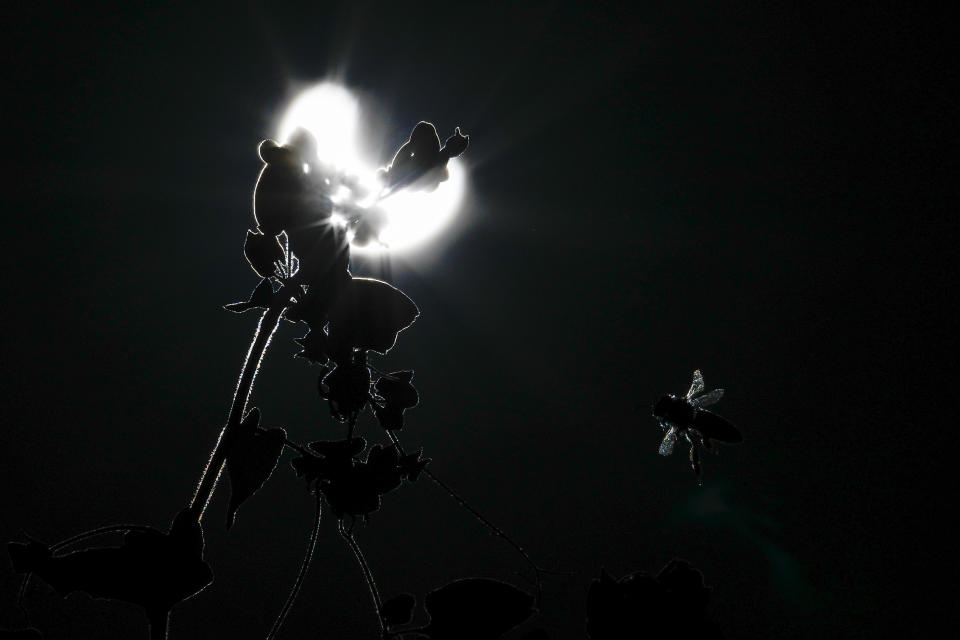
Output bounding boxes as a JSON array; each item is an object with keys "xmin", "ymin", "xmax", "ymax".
[{"xmin": 652, "ymin": 369, "xmax": 742, "ymax": 478}]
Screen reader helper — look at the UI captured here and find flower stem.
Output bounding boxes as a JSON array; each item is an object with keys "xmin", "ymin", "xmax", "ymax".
[
  {"xmin": 50, "ymin": 524, "xmax": 156, "ymax": 554},
  {"xmin": 189, "ymin": 305, "xmax": 285, "ymax": 519},
  {"xmin": 266, "ymin": 493, "xmax": 322, "ymax": 640},
  {"xmin": 339, "ymin": 520, "xmax": 384, "ymax": 637},
  {"xmin": 388, "ymin": 432, "xmax": 548, "ymax": 608},
  {"xmin": 147, "ymin": 609, "xmax": 169, "ymax": 640}
]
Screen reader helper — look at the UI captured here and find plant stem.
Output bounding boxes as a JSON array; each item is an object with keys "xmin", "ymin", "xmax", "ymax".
[
  {"xmin": 339, "ymin": 520, "xmax": 384, "ymax": 637},
  {"xmin": 266, "ymin": 493, "xmax": 322, "ymax": 640},
  {"xmin": 189, "ymin": 305, "xmax": 284, "ymax": 519},
  {"xmin": 50, "ymin": 524, "xmax": 156, "ymax": 553},
  {"xmin": 147, "ymin": 609, "xmax": 169, "ymax": 640},
  {"xmin": 283, "ymin": 438, "xmax": 312, "ymax": 457}
]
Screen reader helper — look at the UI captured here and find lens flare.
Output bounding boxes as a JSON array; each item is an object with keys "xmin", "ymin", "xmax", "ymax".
[
  {"xmin": 276, "ymin": 82, "xmax": 466, "ymax": 254},
  {"xmin": 277, "ymin": 83, "xmax": 363, "ymax": 172},
  {"xmin": 367, "ymin": 159, "xmax": 465, "ymax": 253}
]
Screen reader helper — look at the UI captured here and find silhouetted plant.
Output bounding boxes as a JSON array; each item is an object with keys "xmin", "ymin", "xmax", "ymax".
[
  {"xmin": 5, "ymin": 120, "xmax": 558, "ymax": 639},
  {"xmin": 3, "ymin": 112, "xmax": 737, "ymax": 639},
  {"xmin": 586, "ymin": 559, "xmax": 724, "ymax": 639}
]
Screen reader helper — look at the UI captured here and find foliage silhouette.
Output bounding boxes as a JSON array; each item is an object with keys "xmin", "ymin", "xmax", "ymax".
[
  {"xmin": 4, "ymin": 110, "xmax": 739, "ymax": 639},
  {"xmin": 0, "ymin": 629, "xmax": 42, "ymax": 639},
  {"xmin": 586, "ymin": 559, "xmax": 723, "ymax": 639},
  {"xmin": 372, "ymin": 370, "xmax": 419, "ymax": 431},
  {"xmin": 412, "ymin": 577, "xmax": 536, "ymax": 640},
  {"xmin": 225, "ymin": 407, "xmax": 287, "ymax": 529},
  {"xmin": 8, "ymin": 510, "xmax": 211, "ymax": 639},
  {"xmin": 223, "ymin": 278, "xmax": 277, "ymax": 314},
  {"xmin": 378, "ymin": 122, "xmax": 469, "ymax": 194},
  {"xmin": 380, "ymin": 593, "xmax": 416, "ymax": 628}
]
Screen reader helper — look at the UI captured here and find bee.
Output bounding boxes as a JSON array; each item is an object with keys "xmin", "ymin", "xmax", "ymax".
[{"xmin": 652, "ymin": 370, "xmax": 742, "ymax": 478}]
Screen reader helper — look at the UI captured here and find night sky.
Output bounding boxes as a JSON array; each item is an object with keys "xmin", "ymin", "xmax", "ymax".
[{"xmin": 1, "ymin": 2, "xmax": 955, "ymax": 638}]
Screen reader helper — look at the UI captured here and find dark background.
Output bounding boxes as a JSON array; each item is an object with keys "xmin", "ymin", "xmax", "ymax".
[{"xmin": 1, "ymin": 1, "xmax": 955, "ymax": 637}]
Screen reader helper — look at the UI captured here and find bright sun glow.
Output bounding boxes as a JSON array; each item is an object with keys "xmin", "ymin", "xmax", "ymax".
[
  {"xmin": 278, "ymin": 83, "xmax": 363, "ymax": 172},
  {"xmin": 277, "ymin": 82, "xmax": 466, "ymax": 253}
]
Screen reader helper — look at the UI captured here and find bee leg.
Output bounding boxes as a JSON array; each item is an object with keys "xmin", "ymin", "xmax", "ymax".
[{"xmin": 690, "ymin": 445, "xmax": 702, "ymax": 480}]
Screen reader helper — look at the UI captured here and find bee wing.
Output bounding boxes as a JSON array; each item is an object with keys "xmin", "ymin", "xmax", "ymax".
[
  {"xmin": 691, "ymin": 389, "xmax": 724, "ymax": 407},
  {"xmin": 686, "ymin": 369, "xmax": 704, "ymax": 399},
  {"xmin": 659, "ymin": 425, "xmax": 678, "ymax": 456}
]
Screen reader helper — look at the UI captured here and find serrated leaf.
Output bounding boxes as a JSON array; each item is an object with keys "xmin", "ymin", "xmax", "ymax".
[
  {"xmin": 225, "ymin": 408, "xmax": 287, "ymax": 529},
  {"xmin": 421, "ymin": 578, "xmax": 535, "ymax": 640},
  {"xmin": 375, "ymin": 370, "xmax": 419, "ymax": 409},
  {"xmin": 293, "ymin": 328, "xmax": 330, "ymax": 364},
  {"xmin": 319, "ymin": 357, "xmax": 371, "ymax": 423},
  {"xmin": 372, "ymin": 370, "xmax": 418, "ymax": 431},
  {"xmin": 224, "ymin": 278, "xmax": 275, "ymax": 314},
  {"xmin": 243, "ymin": 230, "xmax": 286, "ymax": 279},
  {"xmin": 313, "ymin": 442, "xmax": 404, "ymax": 519},
  {"xmin": 399, "ymin": 449, "xmax": 431, "ymax": 482}
]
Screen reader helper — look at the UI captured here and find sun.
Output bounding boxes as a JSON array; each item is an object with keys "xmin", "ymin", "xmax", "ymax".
[
  {"xmin": 277, "ymin": 83, "xmax": 363, "ymax": 173},
  {"xmin": 276, "ymin": 82, "xmax": 466, "ymax": 253}
]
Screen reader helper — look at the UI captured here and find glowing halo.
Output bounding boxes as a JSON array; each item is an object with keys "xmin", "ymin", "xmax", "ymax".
[
  {"xmin": 358, "ymin": 159, "xmax": 465, "ymax": 254},
  {"xmin": 276, "ymin": 81, "xmax": 466, "ymax": 254},
  {"xmin": 277, "ymin": 83, "xmax": 364, "ymax": 172}
]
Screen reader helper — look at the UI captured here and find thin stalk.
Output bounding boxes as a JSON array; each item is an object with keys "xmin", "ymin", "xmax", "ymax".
[
  {"xmin": 50, "ymin": 524, "xmax": 156, "ymax": 554},
  {"xmin": 266, "ymin": 493, "xmax": 322, "ymax": 640},
  {"xmin": 421, "ymin": 467, "xmax": 543, "ymax": 606},
  {"xmin": 283, "ymin": 438, "xmax": 312, "ymax": 457},
  {"xmin": 189, "ymin": 305, "xmax": 284, "ymax": 519},
  {"xmin": 16, "ymin": 574, "xmax": 31, "ymax": 624},
  {"xmin": 147, "ymin": 609, "xmax": 169, "ymax": 640},
  {"xmin": 387, "ymin": 430, "xmax": 557, "ymax": 607},
  {"xmin": 339, "ymin": 520, "xmax": 384, "ymax": 637}
]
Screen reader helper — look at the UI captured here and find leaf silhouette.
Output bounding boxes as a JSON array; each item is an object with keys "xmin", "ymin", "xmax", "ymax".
[
  {"xmin": 378, "ymin": 122, "xmax": 468, "ymax": 193},
  {"xmin": 318, "ymin": 356, "xmax": 371, "ymax": 423},
  {"xmin": 372, "ymin": 404, "xmax": 404, "ymax": 431},
  {"xmin": 313, "ymin": 443, "xmax": 405, "ymax": 519},
  {"xmin": 7, "ymin": 510, "xmax": 212, "ymax": 634},
  {"xmin": 381, "ymin": 592, "xmax": 416, "ymax": 627},
  {"xmin": 420, "ymin": 578, "xmax": 535, "ymax": 640},
  {"xmin": 289, "ymin": 453, "xmax": 326, "ymax": 486},
  {"xmin": 372, "ymin": 370, "xmax": 419, "ymax": 431},
  {"xmin": 308, "ymin": 436, "xmax": 367, "ymax": 459},
  {"xmin": 243, "ymin": 229, "xmax": 286, "ymax": 279},
  {"xmin": 293, "ymin": 328, "xmax": 329, "ymax": 365},
  {"xmin": 374, "ymin": 371, "xmax": 418, "ymax": 408},
  {"xmin": 290, "ymin": 437, "xmax": 365, "ymax": 488},
  {"xmin": 225, "ymin": 408, "xmax": 287, "ymax": 529},
  {"xmin": 398, "ymin": 448, "xmax": 431, "ymax": 482},
  {"xmin": 656, "ymin": 558, "xmax": 712, "ymax": 612},
  {"xmin": 327, "ymin": 278, "xmax": 419, "ymax": 355},
  {"xmin": 0, "ymin": 629, "xmax": 43, "ymax": 639},
  {"xmin": 224, "ymin": 278, "xmax": 276, "ymax": 314},
  {"xmin": 586, "ymin": 560, "xmax": 721, "ymax": 640}
]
